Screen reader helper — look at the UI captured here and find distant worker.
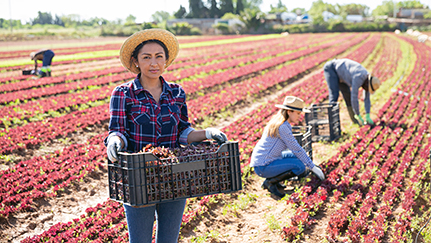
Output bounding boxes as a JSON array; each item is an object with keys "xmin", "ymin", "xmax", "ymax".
[
  {"xmin": 323, "ymin": 58, "xmax": 381, "ymax": 125},
  {"xmin": 30, "ymin": 49, "xmax": 55, "ymax": 77}
]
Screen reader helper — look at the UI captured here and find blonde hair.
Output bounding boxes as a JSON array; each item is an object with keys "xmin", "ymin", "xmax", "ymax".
[{"xmin": 265, "ymin": 109, "xmax": 289, "ymax": 138}]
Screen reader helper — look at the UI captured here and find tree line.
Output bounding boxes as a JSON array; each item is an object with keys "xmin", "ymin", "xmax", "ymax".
[{"xmin": 0, "ymin": 0, "xmax": 429, "ymax": 35}]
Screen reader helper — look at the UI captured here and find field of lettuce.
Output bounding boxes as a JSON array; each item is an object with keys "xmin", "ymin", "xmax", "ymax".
[{"xmin": 0, "ymin": 32, "xmax": 431, "ymax": 242}]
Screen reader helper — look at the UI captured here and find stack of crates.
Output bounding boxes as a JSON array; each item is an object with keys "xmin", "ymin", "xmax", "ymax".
[
  {"xmin": 305, "ymin": 102, "xmax": 341, "ymax": 142},
  {"xmin": 292, "ymin": 125, "xmax": 313, "ymax": 159},
  {"xmin": 108, "ymin": 142, "xmax": 242, "ymax": 207}
]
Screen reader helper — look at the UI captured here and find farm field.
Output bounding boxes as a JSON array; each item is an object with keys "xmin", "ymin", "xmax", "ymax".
[{"xmin": 0, "ymin": 32, "xmax": 430, "ymax": 243}]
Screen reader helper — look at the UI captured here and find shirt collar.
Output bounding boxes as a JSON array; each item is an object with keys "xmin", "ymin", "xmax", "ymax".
[{"xmin": 132, "ymin": 74, "xmax": 173, "ymax": 96}]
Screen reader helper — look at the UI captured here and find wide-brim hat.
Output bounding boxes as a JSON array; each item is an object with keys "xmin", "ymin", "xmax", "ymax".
[
  {"xmin": 368, "ymin": 74, "xmax": 381, "ymax": 94},
  {"xmin": 119, "ymin": 29, "xmax": 179, "ymax": 74},
  {"xmin": 275, "ymin": 96, "xmax": 311, "ymax": 113}
]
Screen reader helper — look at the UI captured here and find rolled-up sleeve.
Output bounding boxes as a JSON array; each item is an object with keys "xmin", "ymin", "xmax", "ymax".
[
  {"xmin": 279, "ymin": 124, "xmax": 315, "ymax": 169},
  {"xmin": 175, "ymin": 86, "xmax": 194, "ymax": 145}
]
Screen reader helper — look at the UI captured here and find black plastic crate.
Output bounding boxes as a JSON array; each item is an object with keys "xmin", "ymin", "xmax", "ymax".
[
  {"xmin": 292, "ymin": 125, "xmax": 313, "ymax": 159},
  {"xmin": 108, "ymin": 142, "xmax": 242, "ymax": 207},
  {"xmin": 22, "ymin": 70, "xmax": 33, "ymax": 75},
  {"xmin": 305, "ymin": 102, "xmax": 341, "ymax": 142}
]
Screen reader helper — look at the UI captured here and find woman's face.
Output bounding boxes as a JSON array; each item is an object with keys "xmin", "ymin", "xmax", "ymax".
[
  {"xmin": 134, "ymin": 42, "xmax": 167, "ymax": 82},
  {"xmin": 287, "ymin": 110, "xmax": 302, "ymax": 124}
]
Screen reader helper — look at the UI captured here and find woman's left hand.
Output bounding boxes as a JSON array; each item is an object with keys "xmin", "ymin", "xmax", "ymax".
[{"xmin": 205, "ymin": 128, "xmax": 228, "ymax": 145}]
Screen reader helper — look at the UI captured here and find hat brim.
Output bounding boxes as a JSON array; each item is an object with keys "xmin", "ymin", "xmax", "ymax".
[
  {"xmin": 275, "ymin": 104, "xmax": 311, "ymax": 113},
  {"xmin": 368, "ymin": 81, "xmax": 375, "ymax": 94},
  {"xmin": 120, "ymin": 29, "xmax": 179, "ymax": 74}
]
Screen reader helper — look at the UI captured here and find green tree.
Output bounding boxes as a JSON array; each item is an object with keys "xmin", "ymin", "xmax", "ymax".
[
  {"xmin": 240, "ymin": 8, "xmax": 265, "ymax": 31},
  {"xmin": 372, "ymin": 1, "xmax": 426, "ymax": 17},
  {"xmin": 308, "ymin": 0, "xmax": 336, "ymax": 24},
  {"xmin": 292, "ymin": 8, "xmax": 306, "ymax": 15},
  {"xmin": 61, "ymin": 14, "xmax": 81, "ymax": 28},
  {"xmin": 398, "ymin": 0, "xmax": 425, "ymax": 9},
  {"xmin": 53, "ymin": 15, "xmax": 64, "ymax": 26},
  {"xmin": 243, "ymin": 0, "xmax": 262, "ymax": 11},
  {"xmin": 372, "ymin": 1, "xmax": 396, "ymax": 17},
  {"xmin": 208, "ymin": 0, "xmax": 221, "ymax": 17},
  {"xmin": 0, "ymin": 18, "xmax": 23, "ymax": 29},
  {"xmin": 220, "ymin": 0, "xmax": 234, "ymax": 15},
  {"xmin": 338, "ymin": 3, "xmax": 369, "ymax": 16},
  {"xmin": 174, "ymin": 5, "xmax": 187, "ymax": 18},
  {"xmin": 221, "ymin": 12, "xmax": 241, "ymax": 20},
  {"xmin": 151, "ymin": 11, "xmax": 170, "ymax": 23},
  {"xmin": 269, "ymin": 0, "xmax": 287, "ymax": 14},
  {"xmin": 188, "ymin": 0, "xmax": 209, "ymax": 18},
  {"xmin": 125, "ymin": 14, "xmax": 137, "ymax": 25},
  {"xmin": 31, "ymin": 11, "xmax": 54, "ymax": 25},
  {"xmin": 235, "ymin": 0, "xmax": 244, "ymax": 14}
]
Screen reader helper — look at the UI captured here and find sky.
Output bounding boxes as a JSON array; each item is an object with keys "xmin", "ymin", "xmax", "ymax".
[{"xmin": 1, "ymin": 0, "xmax": 431, "ymax": 24}]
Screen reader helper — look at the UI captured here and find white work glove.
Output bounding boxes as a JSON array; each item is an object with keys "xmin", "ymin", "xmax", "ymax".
[
  {"xmin": 311, "ymin": 165, "xmax": 325, "ymax": 181},
  {"xmin": 205, "ymin": 128, "xmax": 228, "ymax": 145},
  {"xmin": 107, "ymin": 136, "xmax": 123, "ymax": 162}
]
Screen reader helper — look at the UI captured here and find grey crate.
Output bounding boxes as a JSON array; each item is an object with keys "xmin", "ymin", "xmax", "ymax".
[
  {"xmin": 305, "ymin": 102, "xmax": 341, "ymax": 142},
  {"xmin": 108, "ymin": 142, "xmax": 242, "ymax": 207},
  {"xmin": 292, "ymin": 125, "xmax": 313, "ymax": 159}
]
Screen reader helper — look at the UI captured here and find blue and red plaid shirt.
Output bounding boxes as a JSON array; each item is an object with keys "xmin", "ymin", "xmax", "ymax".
[{"xmin": 104, "ymin": 75, "xmax": 194, "ymax": 152}]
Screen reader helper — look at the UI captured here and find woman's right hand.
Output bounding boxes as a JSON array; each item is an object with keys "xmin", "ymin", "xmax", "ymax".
[
  {"xmin": 107, "ymin": 136, "xmax": 123, "ymax": 162},
  {"xmin": 311, "ymin": 165, "xmax": 325, "ymax": 180}
]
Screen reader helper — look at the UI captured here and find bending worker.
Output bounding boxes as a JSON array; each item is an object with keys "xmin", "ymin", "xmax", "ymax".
[
  {"xmin": 250, "ymin": 96, "xmax": 325, "ymax": 198},
  {"xmin": 30, "ymin": 49, "xmax": 55, "ymax": 77},
  {"xmin": 323, "ymin": 58, "xmax": 381, "ymax": 125}
]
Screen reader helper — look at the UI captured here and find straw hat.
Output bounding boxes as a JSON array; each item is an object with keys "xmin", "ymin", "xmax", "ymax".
[
  {"xmin": 368, "ymin": 74, "xmax": 381, "ymax": 94},
  {"xmin": 275, "ymin": 96, "xmax": 311, "ymax": 113},
  {"xmin": 119, "ymin": 29, "xmax": 179, "ymax": 74}
]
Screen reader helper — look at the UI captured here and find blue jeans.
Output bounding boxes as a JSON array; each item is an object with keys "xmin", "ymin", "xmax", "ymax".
[
  {"xmin": 323, "ymin": 60, "xmax": 352, "ymax": 107},
  {"xmin": 124, "ymin": 199, "xmax": 187, "ymax": 243},
  {"xmin": 253, "ymin": 151, "xmax": 307, "ymax": 178},
  {"xmin": 42, "ymin": 49, "xmax": 55, "ymax": 66}
]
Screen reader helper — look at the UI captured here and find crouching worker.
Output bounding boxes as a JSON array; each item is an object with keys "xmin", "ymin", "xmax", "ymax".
[
  {"xmin": 30, "ymin": 49, "xmax": 55, "ymax": 77},
  {"xmin": 250, "ymin": 96, "xmax": 325, "ymax": 198}
]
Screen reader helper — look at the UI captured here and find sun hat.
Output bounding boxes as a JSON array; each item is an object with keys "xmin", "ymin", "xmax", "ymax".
[
  {"xmin": 119, "ymin": 28, "xmax": 179, "ymax": 74},
  {"xmin": 275, "ymin": 96, "xmax": 311, "ymax": 113},
  {"xmin": 368, "ymin": 74, "xmax": 381, "ymax": 94}
]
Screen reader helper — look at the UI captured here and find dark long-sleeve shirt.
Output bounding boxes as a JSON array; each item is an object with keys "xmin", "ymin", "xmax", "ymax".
[
  {"xmin": 333, "ymin": 58, "xmax": 371, "ymax": 115},
  {"xmin": 104, "ymin": 75, "xmax": 193, "ymax": 152}
]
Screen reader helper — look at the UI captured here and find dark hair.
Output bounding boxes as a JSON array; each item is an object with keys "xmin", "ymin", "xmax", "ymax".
[{"xmin": 131, "ymin": 39, "xmax": 169, "ymax": 62}]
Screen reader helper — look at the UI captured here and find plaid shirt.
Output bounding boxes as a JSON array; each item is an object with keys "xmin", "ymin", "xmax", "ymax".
[
  {"xmin": 104, "ymin": 75, "xmax": 194, "ymax": 152},
  {"xmin": 250, "ymin": 121, "xmax": 315, "ymax": 169}
]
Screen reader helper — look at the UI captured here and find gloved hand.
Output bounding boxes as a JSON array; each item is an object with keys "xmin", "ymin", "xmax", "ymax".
[
  {"xmin": 107, "ymin": 136, "xmax": 123, "ymax": 162},
  {"xmin": 365, "ymin": 113, "xmax": 374, "ymax": 125},
  {"xmin": 311, "ymin": 165, "xmax": 325, "ymax": 181},
  {"xmin": 205, "ymin": 128, "xmax": 228, "ymax": 145},
  {"xmin": 354, "ymin": 114, "xmax": 364, "ymax": 126}
]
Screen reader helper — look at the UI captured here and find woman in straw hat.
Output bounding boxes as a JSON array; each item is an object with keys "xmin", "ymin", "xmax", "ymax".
[
  {"xmin": 104, "ymin": 29, "xmax": 227, "ymax": 243},
  {"xmin": 323, "ymin": 58, "xmax": 381, "ymax": 126},
  {"xmin": 250, "ymin": 96, "xmax": 325, "ymax": 198}
]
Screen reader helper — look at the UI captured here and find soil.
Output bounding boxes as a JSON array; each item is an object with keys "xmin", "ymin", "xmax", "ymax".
[{"xmin": 2, "ymin": 34, "xmax": 423, "ymax": 243}]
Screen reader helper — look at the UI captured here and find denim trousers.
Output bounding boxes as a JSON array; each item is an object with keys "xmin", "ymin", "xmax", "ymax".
[
  {"xmin": 253, "ymin": 150, "xmax": 307, "ymax": 178},
  {"xmin": 124, "ymin": 199, "xmax": 187, "ymax": 243},
  {"xmin": 323, "ymin": 60, "xmax": 352, "ymax": 107},
  {"xmin": 42, "ymin": 50, "xmax": 55, "ymax": 66}
]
